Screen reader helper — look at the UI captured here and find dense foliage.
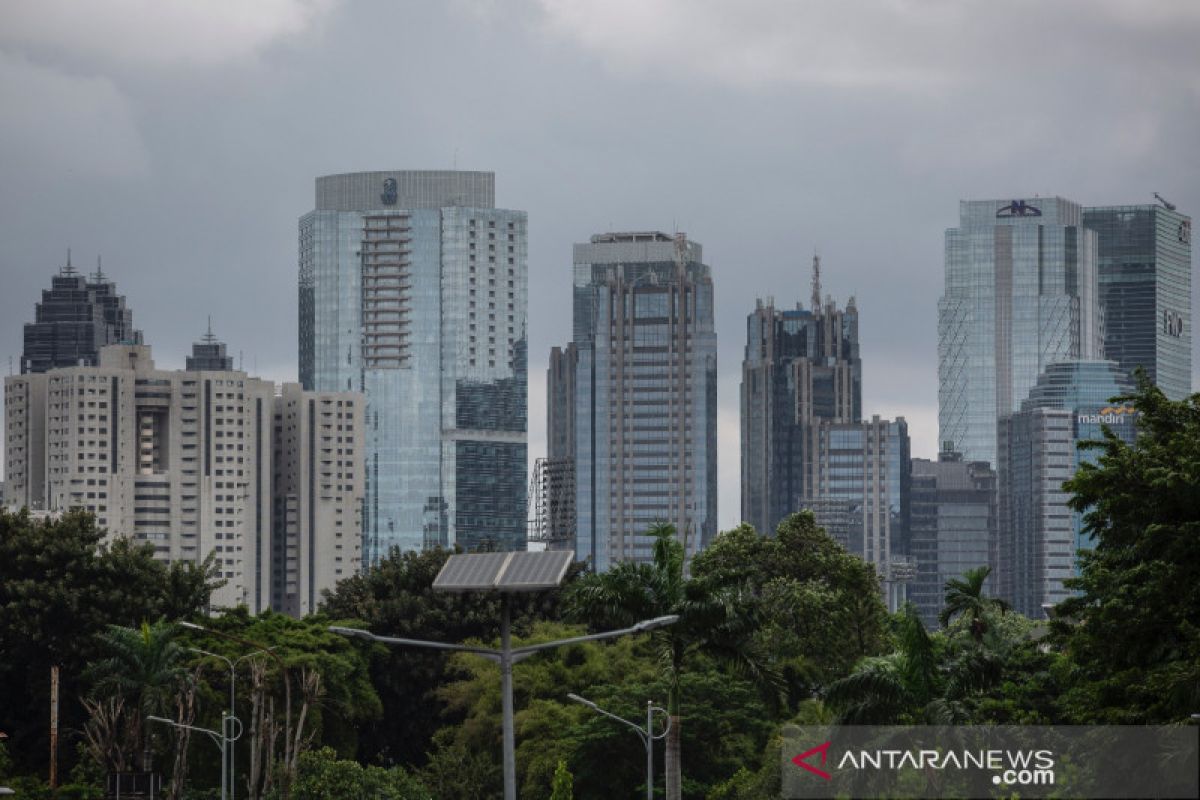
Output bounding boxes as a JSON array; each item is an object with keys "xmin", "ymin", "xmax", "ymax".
[{"xmin": 3, "ymin": 380, "xmax": 1198, "ymax": 798}]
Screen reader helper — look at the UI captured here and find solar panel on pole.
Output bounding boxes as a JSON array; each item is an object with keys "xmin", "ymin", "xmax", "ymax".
[
  {"xmin": 433, "ymin": 550, "xmax": 574, "ymax": 593},
  {"xmin": 496, "ymin": 550, "xmax": 573, "ymax": 591},
  {"xmin": 432, "ymin": 552, "xmax": 512, "ymax": 591}
]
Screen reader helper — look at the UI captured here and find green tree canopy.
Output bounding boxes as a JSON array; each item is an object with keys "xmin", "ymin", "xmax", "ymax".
[
  {"xmin": 0, "ymin": 510, "xmax": 218, "ymax": 774},
  {"xmin": 690, "ymin": 514, "xmax": 890, "ymax": 697},
  {"xmin": 1055, "ymin": 375, "xmax": 1200, "ymax": 723}
]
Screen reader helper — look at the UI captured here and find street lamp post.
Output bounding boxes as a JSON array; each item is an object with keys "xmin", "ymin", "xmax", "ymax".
[
  {"xmin": 330, "ymin": 612, "xmax": 679, "ymax": 800},
  {"xmin": 147, "ymin": 714, "xmax": 236, "ymax": 800},
  {"xmin": 568, "ymin": 694, "xmax": 669, "ymax": 800},
  {"xmin": 188, "ymin": 646, "xmax": 273, "ymax": 800},
  {"xmin": 179, "ymin": 622, "xmax": 290, "ymax": 800}
]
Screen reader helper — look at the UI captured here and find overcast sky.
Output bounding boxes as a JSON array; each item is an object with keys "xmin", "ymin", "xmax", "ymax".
[{"xmin": 2, "ymin": 0, "xmax": 1198, "ymax": 530}]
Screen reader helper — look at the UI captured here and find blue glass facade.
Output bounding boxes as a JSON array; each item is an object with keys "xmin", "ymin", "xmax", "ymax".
[
  {"xmin": 939, "ymin": 198, "xmax": 1103, "ymax": 466},
  {"xmin": 998, "ymin": 360, "xmax": 1135, "ymax": 616},
  {"xmin": 1083, "ymin": 205, "xmax": 1192, "ymax": 400},
  {"xmin": 299, "ymin": 172, "xmax": 527, "ymax": 561},
  {"xmin": 798, "ymin": 417, "xmax": 911, "ymax": 611},
  {"xmin": 559, "ymin": 232, "xmax": 717, "ymax": 571}
]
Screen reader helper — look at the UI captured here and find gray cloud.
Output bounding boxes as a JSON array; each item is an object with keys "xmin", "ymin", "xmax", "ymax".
[{"xmin": 0, "ymin": 0, "xmax": 1196, "ymax": 532}]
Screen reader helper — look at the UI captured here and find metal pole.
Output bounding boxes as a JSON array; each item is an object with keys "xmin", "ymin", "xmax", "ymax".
[
  {"xmin": 49, "ymin": 665, "xmax": 59, "ymax": 790},
  {"xmin": 219, "ymin": 711, "xmax": 228, "ymax": 800},
  {"xmin": 501, "ymin": 595, "xmax": 516, "ymax": 800},
  {"xmin": 228, "ymin": 662, "xmax": 236, "ymax": 800},
  {"xmin": 646, "ymin": 700, "xmax": 653, "ymax": 800}
]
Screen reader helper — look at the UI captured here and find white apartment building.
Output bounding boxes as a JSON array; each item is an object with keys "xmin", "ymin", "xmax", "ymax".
[{"xmin": 4, "ymin": 341, "xmax": 362, "ymax": 615}]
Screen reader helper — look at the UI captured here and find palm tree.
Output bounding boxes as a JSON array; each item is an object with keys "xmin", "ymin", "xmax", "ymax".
[
  {"xmin": 86, "ymin": 620, "xmax": 190, "ymax": 769},
  {"xmin": 826, "ymin": 604, "xmax": 1003, "ymax": 725},
  {"xmin": 939, "ymin": 566, "xmax": 1010, "ymax": 642},
  {"xmin": 566, "ymin": 523, "xmax": 779, "ymax": 800}
]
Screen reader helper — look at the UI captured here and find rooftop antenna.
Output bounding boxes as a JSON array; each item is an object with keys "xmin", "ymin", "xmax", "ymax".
[
  {"xmin": 1153, "ymin": 192, "xmax": 1177, "ymax": 211},
  {"xmin": 202, "ymin": 315, "xmax": 216, "ymax": 344},
  {"xmin": 810, "ymin": 253, "xmax": 822, "ymax": 311},
  {"xmin": 91, "ymin": 254, "xmax": 105, "ymax": 283},
  {"xmin": 63, "ymin": 247, "xmax": 75, "ymax": 276}
]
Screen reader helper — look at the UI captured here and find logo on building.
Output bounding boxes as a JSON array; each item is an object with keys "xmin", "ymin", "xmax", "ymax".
[
  {"xmin": 1077, "ymin": 405, "xmax": 1136, "ymax": 425},
  {"xmin": 1179, "ymin": 220, "xmax": 1191, "ymax": 244},
  {"xmin": 381, "ymin": 177, "xmax": 398, "ymax": 206},
  {"xmin": 1163, "ymin": 308, "xmax": 1184, "ymax": 338},
  {"xmin": 996, "ymin": 200, "xmax": 1042, "ymax": 218}
]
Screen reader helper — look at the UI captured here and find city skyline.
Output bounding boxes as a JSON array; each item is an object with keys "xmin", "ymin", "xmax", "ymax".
[{"xmin": 1, "ymin": 1, "xmax": 1198, "ymax": 532}]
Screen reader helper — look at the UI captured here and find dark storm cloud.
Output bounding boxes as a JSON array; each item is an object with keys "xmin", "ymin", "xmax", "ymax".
[{"xmin": 1, "ymin": 0, "xmax": 1197, "ymax": 529}]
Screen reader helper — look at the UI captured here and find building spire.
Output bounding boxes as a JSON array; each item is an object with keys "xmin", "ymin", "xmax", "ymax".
[
  {"xmin": 62, "ymin": 247, "xmax": 76, "ymax": 276},
  {"xmin": 810, "ymin": 254, "xmax": 821, "ymax": 311},
  {"xmin": 203, "ymin": 315, "xmax": 217, "ymax": 344},
  {"xmin": 91, "ymin": 254, "xmax": 106, "ymax": 283}
]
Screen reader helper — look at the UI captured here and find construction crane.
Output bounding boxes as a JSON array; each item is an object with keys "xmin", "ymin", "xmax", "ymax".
[{"xmin": 1153, "ymin": 192, "xmax": 1177, "ymax": 211}]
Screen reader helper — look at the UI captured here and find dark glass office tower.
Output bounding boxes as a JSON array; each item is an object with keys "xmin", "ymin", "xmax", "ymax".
[
  {"xmin": 1084, "ymin": 204, "xmax": 1192, "ymax": 399},
  {"xmin": 909, "ymin": 451, "xmax": 997, "ymax": 628},
  {"xmin": 185, "ymin": 321, "xmax": 235, "ymax": 371},
  {"xmin": 22, "ymin": 255, "xmax": 142, "ymax": 374},
  {"xmin": 741, "ymin": 256, "xmax": 862, "ymax": 535}
]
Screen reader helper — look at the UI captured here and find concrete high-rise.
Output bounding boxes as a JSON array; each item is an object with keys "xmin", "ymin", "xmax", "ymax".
[
  {"xmin": 997, "ymin": 360, "xmax": 1134, "ymax": 617},
  {"xmin": 550, "ymin": 232, "xmax": 717, "ymax": 570},
  {"xmin": 22, "ymin": 255, "xmax": 142, "ymax": 374},
  {"xmin": 299, "ymin": 171, "xmax": 528, "ymax": 559},
  {"xmin": 1084, "ymin": 204, "xmax": 1192, "ymax": 399},
  {"xmin": 939, "ymin": 198, "xmax": 1103, "ymax": 466},
  {"xmin": 272, "ymin": 383, "xmax": 364, "ymax": 616},
  {"xmin": 741, "ymin": 257, "xmax": 861, "ymax": 535},
  {"xmin": 909, "ymin": 451, "xmax": 998, "ymax": 628},
  {"xmin": 3, "ymin": 339, "xmax": 363, "ymax": 615}
]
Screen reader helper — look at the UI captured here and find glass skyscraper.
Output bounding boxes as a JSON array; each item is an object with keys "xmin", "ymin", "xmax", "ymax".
[
  {"xmin": 939, "ymin": 197, "xmax": 1103, "ymax": 466},
  {"xmin": 1083, "ymin": 204, "xmax": 1192, "ymax": 399},
  {"xmin": 741, "ymin": 257, "xmax": 862, "ymax": 536},
  {"xmin": 909, "ymin": 451, "xmax": 997, "ymax": 629},
  {"xmin": 299, "ymin": 171, "xmax": 527, "ymax": 560},
  {"xmin": 550, "ymin": 232, "xmax": 717, "ymax": 570},
  {"xmin": 997, "ymin": 359, "xmax": 1134, "ymax": 616},
  {"xmin": 22, "ymin": 255, "xmax": 142, "ymax": 374}
]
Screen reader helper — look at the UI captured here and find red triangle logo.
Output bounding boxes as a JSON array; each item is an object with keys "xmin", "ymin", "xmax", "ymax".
[{"xmin": 792, "ymin": 741, "xmax": 832, "ymax": 780}]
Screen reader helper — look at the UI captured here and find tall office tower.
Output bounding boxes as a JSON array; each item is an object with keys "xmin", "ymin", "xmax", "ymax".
[
  {"xmin": 798, "ymin": 416, "xmax": 911, "ymax": 610},
  {"xmin": 741, "ymin": 257, "xmax": 861, "ymax": 535},
  {"xmin": 939, "ymin": 198, "xmax": 1103, "ymax": 465},
  {"xmin": 299, "ymin": 171, "xmax": 528, "ymax": 559},
  {"xmin": 3, "ymin": 341, "xmax": 364, "ymax": 615},
  {"xmin": 551, "ymin": 232, "xmax": 717, "ymax": 570},
  {"xmin": 997, "ymin": 360, "xmax": 1134, "ymax": 617},
  {"xmin": 909, "ymin": 450, "xmax": 998, "ymax": 628},
  {"xmin": 22, "ymin": 255, "xmax": 142, "ymax": 374},
  {"xmin": 272, "ymin": 384, "xmax": 364, "ymax": 616},
  {"xmin": 534, "ymin": 344, "xmax": 579, "ymax": 550},
  {"xmin": 1084, "ymin": 203, "xmax": 1192, "ymax": 399}
]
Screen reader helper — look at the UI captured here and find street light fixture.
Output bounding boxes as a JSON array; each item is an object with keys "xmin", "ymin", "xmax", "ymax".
[
  {"xmin": 147, "ymin": 714, "xmax": 238, "ymax": 800},
  {"xmin": 330, "ymin": 549, "xmax": 680, "ymax": 800},
  {"xmin": 188, "ymin": 646, "xmax": 274, "ymax": 800},
  {"xmin": 178, "ymin": 622, "xmax": 291, "ymax": 800},
  {"xmin": 567, "ymin": 693, "xmax": 670, "ymax": 800}
]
